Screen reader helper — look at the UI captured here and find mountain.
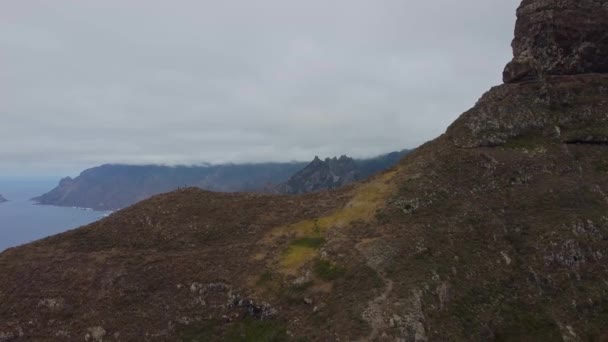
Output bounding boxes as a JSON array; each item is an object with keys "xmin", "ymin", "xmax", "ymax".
[
  {"xmin": 33, "ymin": 151, "xmax": 408, "ymax": 211},
  {"xmin": 32, "ymin": 163, "xmax": 307, "ymax": 211},
  {"xmin": 2, "ymin": 1, "xmax": 608, "ymax": 340},
  {"xmin": 0, "ymin": 194, "xmax": 7, "ymax": 203},
  {"xmin": 280, "ymin": 150, "xmax": 410, "ymax": 194}
]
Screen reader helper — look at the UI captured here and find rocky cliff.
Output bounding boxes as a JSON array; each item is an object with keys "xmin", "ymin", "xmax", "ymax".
[
  {"xmin": 503, "ymin": 0, "xmax": 608, "ymax": 83},
  {"xmin": 1, "ymin": 1, "xmax": 608, "ymax": 340},
  {"xmin": 280, "ymin": 151, "xmax": 409, "ymax": 194}
]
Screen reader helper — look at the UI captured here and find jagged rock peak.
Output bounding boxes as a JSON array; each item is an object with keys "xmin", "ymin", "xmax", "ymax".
[{"xmin": 503, "ymin": 0, "xmax": 608, "ymax": 83}]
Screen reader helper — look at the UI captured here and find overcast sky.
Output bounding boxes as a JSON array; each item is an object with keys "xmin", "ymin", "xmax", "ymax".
[{"xmin": 0, "ymin": 0, "xmax": 520, "ymax": 177}]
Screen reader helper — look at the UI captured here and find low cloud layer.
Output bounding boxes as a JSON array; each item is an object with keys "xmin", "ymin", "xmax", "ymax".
[{"xmin": 0, "ymin": 0, "xmax": 519, "ymax": 176}]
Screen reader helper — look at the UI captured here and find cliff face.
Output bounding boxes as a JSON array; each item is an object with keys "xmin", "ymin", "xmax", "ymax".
[
  {"xmin": 503, "ymin": 0, "xmax": 608, "ymax": 83},
  {"xmin": 1, "ymin": 1, "xmax": 608, "ymax": 341},
  {"xmin": 449, "ymin": 0, "xmax": 608, "ymax": 148}
]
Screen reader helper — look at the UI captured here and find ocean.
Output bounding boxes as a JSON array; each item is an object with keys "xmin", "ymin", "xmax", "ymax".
[{"xmin": 0, "ymin": 178, "xmax": 108, "ymax": 252}]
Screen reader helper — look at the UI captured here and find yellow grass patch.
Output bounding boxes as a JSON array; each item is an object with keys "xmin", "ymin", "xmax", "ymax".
[
  {"xmin": 280, "ymin": 245, "xmax": 319, "ymax": 270},
  {"xmin": 274, "ymin": 170, "xmax": 397, "ymax": 274}
]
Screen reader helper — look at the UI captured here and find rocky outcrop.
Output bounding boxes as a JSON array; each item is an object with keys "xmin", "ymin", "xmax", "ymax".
[
  {"xmin": 446, "ymin": 74, "xmax": 608, "ymax": 147},
  {"xmin": 503, "ymin": 0, "xmax": 608, "ymax": 83},
  {"xmin": 280, "ymin": 151, "xmax": 409, "ymax": 194},
  {"xmin": 448, "ymin": 0, "xmax": 608, "ymax": 148},
  {"xmin": 282, "ymin": 156, "xmax": 360, "ymax": 194}
]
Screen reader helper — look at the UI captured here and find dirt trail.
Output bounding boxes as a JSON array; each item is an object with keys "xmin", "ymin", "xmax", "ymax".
[
  {"xmin": 363, "ymin": 274, "xmax": 393, "ymax": 341},
  {"xmin": 356, "ymin": 241, "xmax": 395, "ymax": 341}
]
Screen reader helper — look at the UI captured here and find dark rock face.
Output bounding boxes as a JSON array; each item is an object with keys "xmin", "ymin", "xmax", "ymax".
[
  {"xmin": 280, "ymin": 151, "xmax": 409, "ymax": 195},
  {"xmin": 447, "ymin": 74, "xmax": 608, "ymax": 148},
  {"xmin": 282, "ymin": 156, "xmax": 360, "ymax": 194},
  {"xmin": 503, "ymin": 0, "xmax": 608, "ymax": 83}
]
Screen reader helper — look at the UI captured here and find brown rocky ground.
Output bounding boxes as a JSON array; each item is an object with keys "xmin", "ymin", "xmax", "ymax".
[{"xmin": 2, "ymin": 0, "xmax": 608, "ymax": 341}]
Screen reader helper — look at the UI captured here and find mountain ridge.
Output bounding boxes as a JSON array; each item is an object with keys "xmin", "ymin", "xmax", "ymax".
[
  {"xmin": 32, "ymin": 151, "xmax": 408, "ymax": 211},
  {"xmin": 278, "ymin": 150, "xmax": 410, "ymax": 195}
]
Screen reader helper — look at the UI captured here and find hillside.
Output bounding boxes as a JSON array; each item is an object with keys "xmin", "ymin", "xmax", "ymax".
[
  {"xmin": 1, "ymin": 1, "xmax": 608, "ymax": 341},
  {"xmin": 280, "ymin": 150, "xmax": 410, "ymax": 194}
]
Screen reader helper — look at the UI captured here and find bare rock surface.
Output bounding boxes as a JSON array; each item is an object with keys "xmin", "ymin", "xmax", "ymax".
[{"xmin": 504, "ymin": 0, "xmax": 608, "ymax": 83}]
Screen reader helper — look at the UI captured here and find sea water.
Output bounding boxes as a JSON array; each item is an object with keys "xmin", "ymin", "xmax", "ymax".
[{"xmin": 0, "ymin": 178, "xmax": 108, "ymax": 252}]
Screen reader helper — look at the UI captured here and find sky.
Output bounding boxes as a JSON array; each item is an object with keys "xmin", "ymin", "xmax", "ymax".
[{"xmin": 0, "ymin": 0, "xmax": 520, "ymax": 177}]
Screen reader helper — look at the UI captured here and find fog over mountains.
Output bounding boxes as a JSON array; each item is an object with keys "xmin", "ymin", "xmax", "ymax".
[{"xmin": 33, "ymin": 150, "xmax": 408, "ymax": 210}]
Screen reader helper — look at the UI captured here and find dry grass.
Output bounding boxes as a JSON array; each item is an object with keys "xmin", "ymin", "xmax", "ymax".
[{"xmin": 274, "ymin": 170, "xmax": 397, "ymax": 273}]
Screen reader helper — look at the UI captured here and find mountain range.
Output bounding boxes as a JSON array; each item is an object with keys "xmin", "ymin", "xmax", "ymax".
[
  {"xmin": 1, "ymin": 0, "xmax": 608, "ymax": 340},
  {"xmin": 32, "ymin": 151, "xmax": 408, "ymax": 211}
]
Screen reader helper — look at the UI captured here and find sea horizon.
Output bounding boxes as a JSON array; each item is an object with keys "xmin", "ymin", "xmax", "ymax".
[{"xmin": 0, "ymin": 178, "xmax": 109, "ymax": 252}]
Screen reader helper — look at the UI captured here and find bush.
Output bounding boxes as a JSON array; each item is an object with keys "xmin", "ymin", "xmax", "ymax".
[
  {"xmin": 314, "ymin": 259, "xmax": 346, "ymax": 281},
  {"xmin": 290, "ymin": 237, "xmax": 325, "ymax": 248}
]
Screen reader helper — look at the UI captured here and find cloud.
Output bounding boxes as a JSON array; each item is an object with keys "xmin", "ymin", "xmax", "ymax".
[{"xmin": 0, "ymin": 0, "xmax": 520, "ymax": 176}]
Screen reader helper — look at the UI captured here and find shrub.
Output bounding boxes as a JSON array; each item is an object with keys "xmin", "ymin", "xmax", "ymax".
[{"xmin": 314, "ymin": 259, "xmax": 346, "ymax": 281}]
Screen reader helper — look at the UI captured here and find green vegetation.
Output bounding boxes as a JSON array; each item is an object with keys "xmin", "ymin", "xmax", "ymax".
[
  {"xmin": 256, "ymin": 271, "xmax": 274, "ymax": 286},
  {"xmin": 313, "ymin": 219, "xmax": 321, "ymax": 235},
  {"xmin": 290, "ymin": 237, "xmax": 325, "ymax": 248},
  {"xmin": 494, "ymin": 305, "xmax": 562, "ymax": 342},
  {"xmin": 314, "ymin": 259, "xmax": 346, "ymax": 281},
  {"xmin": 177, "ymin": 321, "xmax": 218, "ymax": 342},
  {"xmin": 178, "ymin": 319, "xmax": 287, "ymax": 342},
  {"xmin": 503, "ymin": 134, "xmax": 548, "ymax": 150},
  {"xmin": 563, "ymin": 127, "xmax": 608, "ymax": 143},
  {"xmin": 280, "ymin": 281, "xmax": 313, "ymax": 304},
  {"xmin": 225, "ymin": 318, "xmax": 288, "ymax": 342},
  {"xmin": 595, "ymin": 160, "xmax": 608, "ymax": 173},
  {"xmin": 274, "ymin": 170, "xmax": 397, "ymax": 274}
]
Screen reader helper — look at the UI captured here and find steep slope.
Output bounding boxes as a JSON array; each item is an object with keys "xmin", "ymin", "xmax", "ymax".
[
  {"xmin": 281, "ymin": 151, "xmax": 410, "ymax": 195},
  {"xmin": 1, "ymin": 1, "xmax": 608, "ymax": 341},
  {"xmin": 32, "ymin": 163, "xmax": 307, "ymax": 211}
]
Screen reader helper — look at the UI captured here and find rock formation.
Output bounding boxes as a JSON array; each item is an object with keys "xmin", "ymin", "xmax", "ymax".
[
  {"xmin": 448, "ymin": 0, "xmax": 608, "ymax": 148},
  {"xmin": 503, "ymin": 0, "xmax": 608, "ymax": 83},
  {"xmin": 280, "ymin": 151, "xmax": 409, "ymax": 195},
  {"xmin": 282, "ymin": 156, "xmax": 360, "ymax": 194}
]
